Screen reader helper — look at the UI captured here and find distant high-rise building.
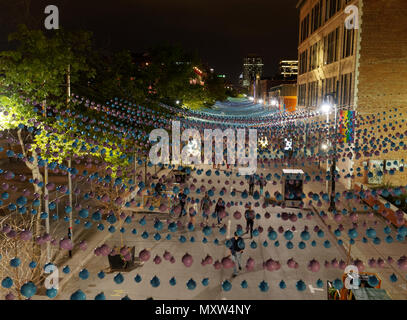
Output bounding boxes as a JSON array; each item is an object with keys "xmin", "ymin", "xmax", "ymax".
[
  {"xmin": 279, "ymin": 60, "xmax": 298, "ymax": 79},
  {"xmin": 242, "ymin": 54, "xmax": 264, "ymax": 88}
]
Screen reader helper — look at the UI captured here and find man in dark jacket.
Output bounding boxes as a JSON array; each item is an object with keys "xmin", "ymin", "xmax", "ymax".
[
  {"xmin": 178, "ymin": 191, "xmax": 187, "ymax": 218},
  {"xmin": 248, "ymin": 175, "xmax": 255, "ymax": 196},
  {"xmin": 229, "ymin": 232, "xmax": 245, "ymax": 277},
  {"xmin": 244, "ymin": 205, "xmax": 255, "ymax": 239}
]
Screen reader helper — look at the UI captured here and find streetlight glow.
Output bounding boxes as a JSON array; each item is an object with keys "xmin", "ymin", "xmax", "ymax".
[{"xmin": 321, "ymin": 102, "xmax": 332, "ymax": 114}]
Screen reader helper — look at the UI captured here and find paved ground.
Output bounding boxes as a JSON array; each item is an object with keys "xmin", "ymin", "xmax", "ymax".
[{"xmin": 58, "ymin": 163, "xmax": 357, "ymax": 300}]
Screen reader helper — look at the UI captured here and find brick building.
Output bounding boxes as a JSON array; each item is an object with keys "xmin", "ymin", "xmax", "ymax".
[{"xmin": 296, "ymin": 0, "xmax": 407, "ymax": 188}]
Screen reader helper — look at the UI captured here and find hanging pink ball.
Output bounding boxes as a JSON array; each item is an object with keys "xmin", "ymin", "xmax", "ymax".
[
  {"xmin": 221, "ymin": 257, "xmax": 234, "ymax": 269},
  {"xmin": 79, "ymin": 240, "xmax": 87, "ymax": 251},
  {"xmin": 246, "ymin": 257, "xmax": 255, "ymax": 271},
  {"xmin": 182, "ymin": 253, "xmax": 193, "ymax": 267},
  {"xmin": 59, "ymin": 238, "xmax": 73, "ymax": 250},
  {"xmin": 139, "ymin": 249, "xmax": 151, "ymax": 262},
  {"xmin": 170, "ymin": 256, "xmax": 176, "ymax": 264},
  {"xmin": 213, "ymin": 260, "xmax": 222, "ymax": 270},
  {"xmin": 163, "ymin": 251, "xmax": 171, "ymax": 261},
  {"xmin": 307, "ymin": 259, "xmax": 320, "ymax": 272},
  {"xmin": 153, "ymin": 255, "xmax": 162, "ymax": 265}
]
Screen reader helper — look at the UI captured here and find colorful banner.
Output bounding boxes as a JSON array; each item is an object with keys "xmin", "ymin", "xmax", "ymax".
[{"xmin": 339, "ymin": 110, "xmax": 355, "ymax": 143}]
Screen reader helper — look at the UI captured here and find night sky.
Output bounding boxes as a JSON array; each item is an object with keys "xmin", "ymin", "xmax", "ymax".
[{"xmin": 0, "ymin": 0, "xmax": 299, "ymax": 84}]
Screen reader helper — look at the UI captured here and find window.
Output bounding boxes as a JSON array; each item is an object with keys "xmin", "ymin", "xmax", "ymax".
[
  {"xmin": 307, "ymin": 81, "xmax": 319, "ymax": 107},
  {"xmin": 340, "ymin": 73, "xmax": 353, "ymax": 107},
  {"xmin": 342, "ymin": 27, "xmax": 355, "ymax": 58},
  {"xmin": 298, "ymin": 84, "xmax": 307, "ymax": 106},
  {"xmin": 299, "ymin": 50, "xmax": 308, "ymax": 75},
  {"xmin": 308, "ymin": 42, "xmax": 319, "ymax": 71},
  {"xmin": 300, "ymin": 14, "xmax": 310, "ymax": 43},
  {"xmin": 324, "ymin": 27, "xmax": 340, "ymax": 64},
  {"xmin": 325, "ymin": 0, "xmax": 342, "ymax": 22},
  {"xmin": 311, "ymin": 1, "xmax": 323, "ymax": 33},
  {"xmin": 322, "ymin": 77, "xmax": 337, "ymax": 101}
]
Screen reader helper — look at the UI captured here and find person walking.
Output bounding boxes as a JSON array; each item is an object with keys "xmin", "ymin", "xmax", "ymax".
[
  {"xmin": 215, "ymin": 198, "xmax": 225, "ymax": 225},
  {"xmin": 200, "ymin": 192, "xmax": 211, "ymax": 224},
  {"xmin": 178, "ymin": 191, "xmax": 187, "ymax": 218},
  {"xmin": 259, "ymin": 174, "xmax": 266, "ymax": 196},
  {"xmin": 248, "ymin": 174, "xmax": 255, "ymax": 196},
  {"xmin": 244, "ymin": 205, "xmax": 255, "ymax": 239},
  {"xmin": 229, "ymin": 232, "xmax": 245, "ymax": 277}
]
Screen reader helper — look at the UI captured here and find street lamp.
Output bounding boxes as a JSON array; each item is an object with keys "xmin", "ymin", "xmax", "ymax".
[{"xmin": 321, "ymin": 81, "xmax": 339, "ymax": 212}]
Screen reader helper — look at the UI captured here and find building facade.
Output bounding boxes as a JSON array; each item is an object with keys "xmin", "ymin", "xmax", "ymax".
[
  {"xmin": 243, "ymin": 54, "xmax": 264, "ymax": 88},
  {"xmin": 279, "ymin": 60, "xmax": 299, "ymax": 79},
  {"xmin": 297, "ymin": 0, "xmax": 407, "ymax": 188}
]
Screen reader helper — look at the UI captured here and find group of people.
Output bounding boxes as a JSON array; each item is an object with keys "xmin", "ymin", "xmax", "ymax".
[
  {"xmin": 171, "ymin": 171, "xmax": 266, "ymax": 278},
  {"xmin": 248, "ymin": 173, "xmax": 267, "ymax": 196}
]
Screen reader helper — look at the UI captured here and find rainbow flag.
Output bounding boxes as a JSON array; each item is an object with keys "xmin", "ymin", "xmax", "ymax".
[{"xmin": 339, "ymin": 110, "xmax": 355, "ymax": 143}]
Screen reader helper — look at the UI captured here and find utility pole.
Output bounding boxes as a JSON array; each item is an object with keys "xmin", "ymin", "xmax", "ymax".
[
  {"xmin": 328, "ymin": 80, "xmax": 339, "ymax": 212},
  {"xmin": 67, "ymin": 64, "xmax": 73, "ymax": 257},
  {"xmin": 43, "ymin": 100, "xmax": 51, "ymax": 262}
]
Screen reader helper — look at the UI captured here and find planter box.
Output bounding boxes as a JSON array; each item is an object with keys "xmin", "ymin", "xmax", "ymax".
[
  {"xmin": 354, "ymin": 183, "xmax": 407, "ymax": 227},
  {"xmin": 108, "ymin": 246, "xmax": 136, "ymax": 271}
]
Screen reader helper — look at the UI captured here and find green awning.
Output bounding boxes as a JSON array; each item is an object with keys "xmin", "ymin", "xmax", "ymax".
[{"xmin": 352, "ymin": 288, "xmax": 392, "ymax": 300}]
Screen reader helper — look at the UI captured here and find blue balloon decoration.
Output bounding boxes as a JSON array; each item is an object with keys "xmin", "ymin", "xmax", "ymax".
[
  {"xmin": 70, "ymin": 289, "xmax": 86, "ymax": 300},
  {"xmin": 169, "ymin": 277, "xmax": 177, "ymax": 286},
  {"xmin": 114, "ymin": 273, "xmax": 124, "ymax": 284},
  {"xmin": 296, "ymin": 280, "xmax": 306, "ymax": 291},
  {"xmin": 151, "ymin": 276, "xmax": 160, "ymax": 288},
  {"xmin": 333, "ymin": 279, "xmax": 343, "ymax": 290},
  {"xmin": 95, "ymin": 292, "xmax": 106, "ymax": 300},
  {"xmin": 241, "ymin": 280, "xmax": 248, "ymax": 288},
  {"xmin": 2, "ymin": 277, "xmax": 13, "ymax": 288},
  {"xmin": 202, "ymin": 278, "xmax": 209, "ymax": 286},
  {"xmin": 259, "ymin": 281, "xmax": 269, "ymax": 292},
  {"xmin": 279, "ymin": 280, "xmax": 286, "ymax": 289},
  {"xmin": 187, "ymin": 278, "xmax": 197, "ymax": 290},
  {"xmin": 222, "ymin": 280, "xmax": 232, "ymax": 291},
  {"xmin": 98, "ymin": 271, "xmax": 105, "ymax": 279},
  {"xmin": 20, "ymin": 282, "xmax": 37, "ymax": 298},
  {"xmin": 46, "ymin": 288, "xmax": 58, "ymax": 299},
  {"xmin": 79, "ymin": 269, "xmax": 89, "ymax": 280},
  {"xmin": 134, "ymin": 274, "xmax": 142, "ymax": 283}
]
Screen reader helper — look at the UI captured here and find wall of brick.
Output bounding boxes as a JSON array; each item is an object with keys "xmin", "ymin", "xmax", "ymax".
[{"xmin": 355, "ymin": 0, "xmax": 407, "ymax": 187}]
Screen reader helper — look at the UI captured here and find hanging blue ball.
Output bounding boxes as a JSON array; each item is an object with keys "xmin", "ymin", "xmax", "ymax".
[
  {"xmin": 274, "ymin": 241, "xmax": 280, "ymax": 247},
  {"xmin": 134, "ymin": 274, "xmax": 142, "ymax": 283},
  {"xmin": 368, "ymin": 275, "xmax": 379, "ymax": 287},
  {"xmin": 284, "ymin": 230, "xmax": 294, "ymax": 240},
  {"xmin": 63, "ymin": 266, "xmax": 70, "ymax": 274},
  {"xmin": 259, "ymin": 281, "xmax": 269, "ymax": 292},
  {"xmin": 250, "ymin": 241, "xmax": 257, "ymax": 249},
  {"xmin": 263, "ymin": 241, "xmax": 268, "ymax": 247},
  {"xmin": 97, "ymin": 271, "xmax": 105, "ymax": 279},
  {"xmin": 317, "ymin": 230, "xmax": 325, "ymax": 238},
  {"xmin": 150, "ymin": 276, "xmax": 160, "ymax": 288},
  {"xmin": 95, "ymin": 292, "xmax": 106, "ymax": 300},
  {"xmin": 268, "ymin": 230, "xmax": 278, "ymax": 240},
  {"xmin": 169, "ymin": 277, "xmax": 177, "ymax": 286},
  {"xmin": 222, "ymin": 280, "xmax": 232, "ymax": 291},
  {"xmin": 203, "ymin": 226, "xmax": 212, "ymax": 236},
  {"xmin": 114, "ymin": 273, "xmax": 124, "ymax": 284},
  {"xmin": 296, "ymin": 280, "xmax": 306, "ymax": 291},
  {"xmin": 286, "ymin": 241, "xmax": 294, "ymax": 249},
  {"xmin": 1, "ymin": 277, "xmax": 13, "ymax": 288},
  {"xmin": 279, "ymin": 280, "xmax": 286, "ymax": 289},
  {"xmin": 323, "ymin": 240, "xmax": 331, "ymax": 248},
  {"xmin": 10, "ymin": 257, "xmax": 21, "ymax": 268},
  {"xmin": 300, "ymin": 230, "xmax": 310, "ymax": 240},
  {"xmin": 241, "ymin": 280, "xmax": 248, "ymax": 289},
  {"xmin": 29, "ymin": 261, "xmax": 37, "ymax": 269},
  {"xmin": 202, "ymin": 278, "xmax": 209, "ymax": 286},
  {"xmin": 187, "ymin": 278, "xmax": 197, "ymax": 290},
  {"xmin": 154, "ymin": 233, "xmax": 161, "ymax": 241},
  {"xmin": 202, "ymin": 237, "xmax": 208, "ymax": 243},
  {"xmin": 70, "ymin": 289, "xmax": 86, "ymax": 300},
  {"xmin": 179, "ymin": 235, "xmax": 187, "ymax": 243},
  {"xmin": 46, "ymin": 288, "xmax": 58, "ymax": 299},
  {"xmin": 390, "ymin": 274, "xmax": 398, "ymax": 283},
  {"xmin": 316, "ymin": 279, "xmax": 324, "ymax": 288},
  {"xmin": 298, "ymin": 241, "xmax": 306, "ymax": 249},
  {"xmin": 79, "ymin": 269, "xmax": 89, "ymax": 280},
  {"xmin": 20, "ymin": 281, "xmax": 37, "ymax": 298},
  {"xmin": 311, "ymin": 240, "xmax": 317, "ymax": 247},
  {"xmin": 166, "ymin": 234, "xmax": 172, "ymax": 240},
  {"xmin": 333, "ymin": 279, "xmax": 343, "ymax": 290},
  {"xmin": 141, "ymin": 231, "xmax": 149, "ymax": 239}
]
